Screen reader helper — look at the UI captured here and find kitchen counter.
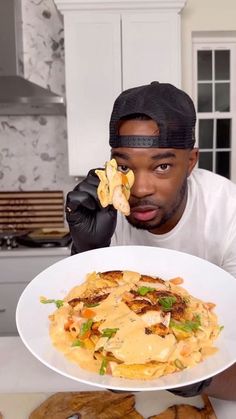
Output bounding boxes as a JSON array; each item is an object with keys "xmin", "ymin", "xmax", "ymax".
[
  {"xmin": 0, "ymin": 245, "xmax": 71, "ymax": 258},
  {"xmin": 1, "ymin": 337, "xmax": 236, "ymax": 418},
  {"xmin": 0, "ymin": 246, "xmax": 71, "ymax": 336}
]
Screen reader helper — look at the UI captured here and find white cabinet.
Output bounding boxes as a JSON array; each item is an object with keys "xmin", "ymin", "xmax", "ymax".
[
  {"xmin": 63, "ymin": 12, "xmax": 122, "ymax": 176},
  {"xmin": 122, "ymin": 12, "xmax": 181, "ymax": 90},
  {"xmin": 55, "ymin": 0, "xmax": 186, "ymax": 176},
  {"xmin": 0, "ymin": 247, "xmax": 70, "ymax": 336}
]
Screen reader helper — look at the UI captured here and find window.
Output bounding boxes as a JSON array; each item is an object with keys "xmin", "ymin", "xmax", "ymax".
[{"xmin": 193, "ymin": 35, "xmax": 236, "ymax": 181}]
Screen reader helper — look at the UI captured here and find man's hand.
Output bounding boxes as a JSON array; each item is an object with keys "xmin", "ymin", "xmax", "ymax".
[{"xmin": 66, "ymin": 169, "xmax": 117, "ymax": 254}]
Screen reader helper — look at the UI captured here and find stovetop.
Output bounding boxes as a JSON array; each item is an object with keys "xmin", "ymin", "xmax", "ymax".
[
  {"xmin": 0, "ymin": 234, "xmax": 19, "ymax": 250},
  {"xmin": 0, "ymin": 228, "xmax": 72, "ymax": 250},
  {"xmin": 0, "ymin": 240, "xmax": 71, "ymax": 257}
]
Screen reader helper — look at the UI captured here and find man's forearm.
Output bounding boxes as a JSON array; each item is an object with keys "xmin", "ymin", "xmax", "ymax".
[{"xmin": 205, "ymin": 363, "xmax": 236, "ymax": 401}]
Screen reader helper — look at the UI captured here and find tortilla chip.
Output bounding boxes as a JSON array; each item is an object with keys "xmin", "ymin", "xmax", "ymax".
[{"xmin": 95, "ymin": 159, "xmax": 134, "ymax": 215}]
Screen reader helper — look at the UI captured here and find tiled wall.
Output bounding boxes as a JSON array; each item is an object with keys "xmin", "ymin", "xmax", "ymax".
[{"xmin": 0, "ymin": 0, "xmax": 75, "ymax": 194}]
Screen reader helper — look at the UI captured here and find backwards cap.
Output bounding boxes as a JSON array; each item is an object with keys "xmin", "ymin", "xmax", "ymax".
[{"xmin": 109, "ymin": 81, "xmax": 196, "ymax": 149}]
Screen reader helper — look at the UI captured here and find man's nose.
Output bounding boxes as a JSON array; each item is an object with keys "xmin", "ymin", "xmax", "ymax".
[{"xmin": 131, "ymin": 172, "xmax": 155, "ymax": 198}]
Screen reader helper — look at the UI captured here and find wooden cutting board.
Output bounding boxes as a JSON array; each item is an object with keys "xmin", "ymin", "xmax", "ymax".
[{"xmin": 0, "ymin": 391, "xmax": 215, "ymax": 419}]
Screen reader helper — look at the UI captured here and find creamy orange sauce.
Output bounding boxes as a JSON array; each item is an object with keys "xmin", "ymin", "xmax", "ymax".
[
  {"xmin": 47, "ymin": 270, "xmax": 221, "ymax": 380},
  {"xmin": 94, "ymin": 296, "xmax": 176, "ymax": 363}
]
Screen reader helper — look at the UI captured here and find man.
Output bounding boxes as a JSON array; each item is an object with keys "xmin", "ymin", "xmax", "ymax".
[{"xmin": 66, "ymin": 81, "xmax": 236, "ymax": 400}]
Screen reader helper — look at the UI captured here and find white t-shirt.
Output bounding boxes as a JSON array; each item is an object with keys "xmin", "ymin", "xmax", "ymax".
[{"xmin": 111, "ymin": 168, "xmax": 236, "ymax": 278}]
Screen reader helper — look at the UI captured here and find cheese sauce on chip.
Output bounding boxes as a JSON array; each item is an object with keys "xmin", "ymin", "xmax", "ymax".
[{"xmin": 44, "ymin": 270, "xmax": 222, "ymax": 380}]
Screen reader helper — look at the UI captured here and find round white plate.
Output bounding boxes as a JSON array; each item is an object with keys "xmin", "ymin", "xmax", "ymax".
[{"xmin": 16, "ymin": 245, "xmax": 236, "ymax": 392}]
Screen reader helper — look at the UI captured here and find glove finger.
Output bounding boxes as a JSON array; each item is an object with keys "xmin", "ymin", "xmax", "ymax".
[
  {"xmin": 77, "ymin": 181, "xmax": 99, "ymax": 200},
  {"xmin": 73, "ymin": 169, "xmax": 101, "ymax": 200},
  {"xmin": 87, "ymin": 168, "xmax": 104, "ymax": 179},
  {"xmin": 81, "ymin": 168, "xmax": 103, "ymax": 188},
  {"xmin": 66, "ymin": 190, "xmax": 97, "ymax": 212}
]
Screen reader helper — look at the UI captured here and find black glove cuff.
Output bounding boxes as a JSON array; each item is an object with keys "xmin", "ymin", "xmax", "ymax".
[{"xmin": 169, "ymin": 377, "xmax": 213, "ymax": 397}]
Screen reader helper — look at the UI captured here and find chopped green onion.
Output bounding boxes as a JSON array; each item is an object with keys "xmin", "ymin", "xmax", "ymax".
[
  {"xmin": 170, "ymin": 315, "xmax": 201, "ymax": 333},
  {"xmin": 174, "ymin": 359, "xmax": 186, "ymax": 369},
  {"xmin": 80, "ymin": 318, "xmax": 93, "ymax": 335},
  {"xmin": 55, "ymin": 300, "xmax": 64, "ymax": 308},
  {"xmin": 84, "ymin": 302, "xmax": 100, "ymax": 308},
  {"xmin": 101, "ymin": 328, "xmax": 119, "ymax": 338},
  {"xmin": 40, "ymin": 298, "xmax": 64, "ymax": 308},
  {"xmin": 71, "ymin": 339, "xmax": 85, "ymax": 347},
  {"xmin": 99, "ymin": 358, "xmax": 108, "ymax": 375},
  {"xmin": 137, "ymin": 286, "xmax": 155, "ymax": 296},
  {"xmin": 158, "ymin": 296, "xmax": 176, "ymax": 311},
  {"xmin": 219, "ymin": 325, "xmax": 224, "ymax": 332}
]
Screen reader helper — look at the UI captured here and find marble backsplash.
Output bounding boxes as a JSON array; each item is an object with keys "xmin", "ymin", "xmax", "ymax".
[{"xmin": 0, "ymin": 0, "xmax": 76, "ymax": 195}]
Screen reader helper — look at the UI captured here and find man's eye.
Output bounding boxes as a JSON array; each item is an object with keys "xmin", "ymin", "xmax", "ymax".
[
  {"xmin": 117, "ymin": 165, "xmax": 130, "ymax": 174},
  {"xmin": 156, "ymin": 164, "xmax": 171, "ymax": 173}
]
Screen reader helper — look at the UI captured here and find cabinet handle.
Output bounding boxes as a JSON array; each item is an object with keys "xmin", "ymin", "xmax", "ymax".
[{"xmin": 0, "ymin": 308, "xmax": 6, "ymax": 313}]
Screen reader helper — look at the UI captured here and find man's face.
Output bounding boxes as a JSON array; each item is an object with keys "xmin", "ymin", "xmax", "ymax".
[{"xmin": 111, "ymin": 119, "xmax": 198, "ymax": 234}]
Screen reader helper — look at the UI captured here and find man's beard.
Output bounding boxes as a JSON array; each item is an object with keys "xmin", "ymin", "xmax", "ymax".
[{"xmin": 126, "ymin": 178, "xmax": 188, "ymax": 231}]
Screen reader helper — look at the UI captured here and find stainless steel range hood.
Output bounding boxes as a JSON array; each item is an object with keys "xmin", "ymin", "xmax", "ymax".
[{"xmin": 0, "ymin": 0, "xmax": 66, "ymax": 115}]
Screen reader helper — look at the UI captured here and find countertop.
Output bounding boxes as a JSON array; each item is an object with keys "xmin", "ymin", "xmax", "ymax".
[
  {"xmin": 0, "ymin": 245, "xmax": 71, "ymax": 258},
  {"xmin": 0, "ymin": 337, "xmax": 236, "ymax": 418}
]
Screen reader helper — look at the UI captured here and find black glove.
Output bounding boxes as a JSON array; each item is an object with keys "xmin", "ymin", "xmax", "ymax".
[
  {"xmin": 168, "ymin": 377, "xmax": 212, "ymax": 397},
  {"xmin": 65, "ymin": 169, "xmax": 117, "ymax": 254}
]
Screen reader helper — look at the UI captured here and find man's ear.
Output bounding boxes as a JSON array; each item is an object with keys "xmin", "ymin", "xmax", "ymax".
[{"xmin": 187, "ymin": 148, "xmax": 199, "ymax": 175}]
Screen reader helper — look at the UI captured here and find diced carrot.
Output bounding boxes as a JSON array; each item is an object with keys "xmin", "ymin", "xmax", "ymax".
[
  {"xmin": 79, "ymin": 330, "xmax": 91, "ymax": 340},
  {"xmin": 169, "ymin": 277, "xmax": 184, "ymax": 285},
  {"xmin": 81, "ymin": 308, "xmax": 96, "ymax": 318}
]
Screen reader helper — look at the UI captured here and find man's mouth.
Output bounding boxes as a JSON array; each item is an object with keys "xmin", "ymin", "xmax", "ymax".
[{"xmin": 130, "ymin": 206, "xmax": 160, "ymax": 222}]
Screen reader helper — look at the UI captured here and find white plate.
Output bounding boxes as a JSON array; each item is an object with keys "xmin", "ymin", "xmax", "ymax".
[{"xmin": 16, "ymin": 245, "xmax": 236, "ymax": 392}]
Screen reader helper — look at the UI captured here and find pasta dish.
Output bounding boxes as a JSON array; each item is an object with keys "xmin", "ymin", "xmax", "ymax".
[{"xmin": 41, "ymin": 270, "xmax": 222, "ymax": 380}]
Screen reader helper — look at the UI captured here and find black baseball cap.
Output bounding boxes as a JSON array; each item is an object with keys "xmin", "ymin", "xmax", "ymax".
[{"xmin": 109, "ymin": 81, "xmax": 196, "ymax": 149}]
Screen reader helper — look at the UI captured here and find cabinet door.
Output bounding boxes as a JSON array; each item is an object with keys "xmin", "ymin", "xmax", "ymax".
[
  {"xmin": 64, "ymin": 12, "xmax": 122, "ymax": 176},
  {"xmin": 0, "ymin": 283, "xmax": 27, "ymax": 336},
  {"xmin": 122, "ymin": 12, "xmax": 181, "ymax": 89}
]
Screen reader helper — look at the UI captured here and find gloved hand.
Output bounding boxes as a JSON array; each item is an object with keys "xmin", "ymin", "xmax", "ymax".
[
  {"xmin": 168, "ymin": 377, "xmax": 212, "ymax": 397},
  {"xmin": 65, "ymin": 169, "xmax": 117, "ymax": 255}
]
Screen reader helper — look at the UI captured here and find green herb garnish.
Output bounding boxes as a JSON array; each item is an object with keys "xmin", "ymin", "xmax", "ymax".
[
  {"xmin": 80, "ymin": 318, "xmax": 93, "ymax": 335},
  {"xmin": 158, "ymin": 296, "xmax": 176, "ymax": 311},
  {"xmin": 71, "ymin": 339, "xmax": 85, "ymax": 347},
  {"xmin": 40, "ymin": 298, "xmax": 64, "ymax": 308},
  {"xmin": 84, "ymin": 302, "xmax": 100, "ymax": 308},
  {"xmin": 101, "ymin": 328, "xmax": 119, "ymax": 338},
  {"xmin": 170, "ymin": 315, "xmax": 201, "ymax": 333},
  {"xmin": 174, "ymin": 359, "xmax": 186, "ymax": 369},
  {"xmin": 99, "ymin": 358, "xmax": 108, "ymax": 375},
  {"xmin": 137, "ymin": 286, "xmax": 155, "ymax": 296}
]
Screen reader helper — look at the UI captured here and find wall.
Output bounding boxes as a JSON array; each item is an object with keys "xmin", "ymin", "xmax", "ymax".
[
  {"xmin": 0, "ymin": 0, "xmax": 75, "ymax": 194},
  {"xmin": 2, "ymin": 0, "xmax": 235, "ymax": 192},
  {"xmin": 181, "ymin": 0, "xmax": 236, "ymax": 95}
]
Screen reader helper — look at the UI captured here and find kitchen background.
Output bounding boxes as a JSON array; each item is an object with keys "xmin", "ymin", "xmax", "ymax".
[
  {"xmin": 1, "ymin": 0, "xmax": 235, "ymax": 193},
  {"xmin": 0, "ymin": 0, "xmax": 75, "ymax": 195},
  {"xmin": 0, "ymin": 0, "xmax": 236, "ymax": 338}
]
